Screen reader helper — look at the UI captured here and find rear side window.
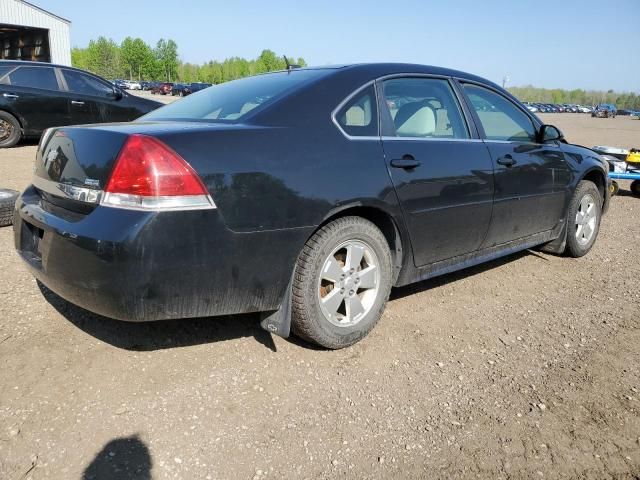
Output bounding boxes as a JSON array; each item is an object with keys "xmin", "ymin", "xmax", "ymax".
[
  {"xmin": 0, "ymin": 66, "xmax": 59, "ymax": 90},
  {"xmin": 62, "ymin": 70, "xmax": 113, "ymax": 97},
  {"xmin": 142, "ymin": 69, "xmax": 332, "ymax": 122},
  {"xmin": 381, "ymin": 78, "xmax": 469, "ymax": 139},
  {"xmin": 335, "ymin": 85, "xmax": 378, "ymax": 137},
  {"xmin": 463, "ymin": 84, "xmax": 536, "ymax": 142}
]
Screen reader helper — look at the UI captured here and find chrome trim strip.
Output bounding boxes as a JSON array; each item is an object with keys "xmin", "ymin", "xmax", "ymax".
[
  {"xmin": 380, "ymin": 136, "xmax": 483, "ymax": 143},
  {"xmin": 33, "ymin": 176, "xmax": 102, "ymax": 204},
  {"xmin": 32, "ymin": 176, "xmax": 217, "ymax": 211},
  {"xmin": 101, "ymin": 192, "xmax": 216, "ymax": 211}
]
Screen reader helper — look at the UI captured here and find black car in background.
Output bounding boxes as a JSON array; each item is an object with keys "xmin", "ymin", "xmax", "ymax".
[
  {"xmin": 0, "ymin": 61, "xmax": 162, "ymax": 148},
  {"xmin": 13, "ymin": 64, "xmax": 610, "ymax": 349},
  {"xmin": 172, "ymin": 82, "xmax": 213, "ymax": 96}
]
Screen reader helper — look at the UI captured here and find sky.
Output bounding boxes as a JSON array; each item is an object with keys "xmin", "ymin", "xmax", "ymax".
[{"xmin": 35, "ymin": 0, "xmax": 640, "ymax": 92}]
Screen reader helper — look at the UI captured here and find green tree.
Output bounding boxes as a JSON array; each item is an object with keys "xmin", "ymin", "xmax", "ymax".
[
  {"xmin": 71, "ymin": 47, "xmax": 89, "ymax": 71},
  {"xmin": 120, "ymin": 37, "xmax": 154, "ymax": 80},
  {"xmin": 85, "ymin": 37, "xmax": 121, "ymax": 79},
  {"xmin": 155, "ymin": 38, "xmax": 179, "ymax": 81}
]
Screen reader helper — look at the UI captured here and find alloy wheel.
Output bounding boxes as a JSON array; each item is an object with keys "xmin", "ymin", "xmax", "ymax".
[
  {"xmin": 575, "ymin": 193, "xmax": 597, "ymax": 245},
  {"xmin": 317, "ymin": 240, "xmax": 380, "ymax": 327},
  {"xmin": 0, "ymin": 118, "xmax": 13, "ymax": 142}
]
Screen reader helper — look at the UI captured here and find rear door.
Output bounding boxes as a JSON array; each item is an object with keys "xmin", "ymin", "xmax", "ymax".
[
  {"xmin": 379, "ymin": 76, "xmax": 495, "ymax": 266},
  {"xmin": 459, "ymin": 82, "xmax": 568, "ymax": 247},
  {"xmin": 0, "ymin": 65, "xmax": 68, "ymax": 135}
]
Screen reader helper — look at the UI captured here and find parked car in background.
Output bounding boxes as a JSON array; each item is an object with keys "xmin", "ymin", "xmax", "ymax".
[
  {"xmin": 525, "ymin": 103, "xmax": 538, "ymax": 113},
  {"xmin": 189, "ymin": 82, "xmax": 212, "ymax": 94},
  {"xmin": 172, "ymin": 82, "xmax": 213, "ymax": 97},
  {"xmin": 113, "ymin": 79, "xmax": 128, "ymax": 90},
  {"xmin": 140, "ymin": 81, "xmax": 152, "ymax": 91},
  {"xmin": 592, "ymin": 104, "xmax": 617, "ymax": 118},
  {"xmin": 151, "ymin": 82, "xmax": 174, "ymax": 95},
  {"xmin": 578, "ymin": 105, "xmax": 592, "ymax": 113},
  {"xmin": 171, "ymin": 83, "xmax": 189, "ymax": 96},
  {"xmin": 127, "ymin": 81, "xmax": 142, "ymax": 91},
  {"xmin": 0, "ymin": 60, "xmax": 162, "ymax": 148},
  {"xmin": 616, "ymin": 109, "xmax": 632, "ymax": 116},
  {"xmin": 12, "ymin": 63, "xmax": 610, "ymax": 349}
]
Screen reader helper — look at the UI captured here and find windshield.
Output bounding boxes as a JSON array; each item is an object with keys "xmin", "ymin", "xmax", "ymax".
[{"xmin": 141, "ymin": 69, "xmax": 332, "ymax": 123}]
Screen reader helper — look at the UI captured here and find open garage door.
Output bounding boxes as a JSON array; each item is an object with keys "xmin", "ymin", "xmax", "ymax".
[{"xmin": 0, "ymin": 24, "xmax": 51, "ymax": 63}]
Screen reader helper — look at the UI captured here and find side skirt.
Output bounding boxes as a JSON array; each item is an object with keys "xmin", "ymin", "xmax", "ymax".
[{"xmin": 397, "ymin": 229, "xmax": 558, "ymax": 287}]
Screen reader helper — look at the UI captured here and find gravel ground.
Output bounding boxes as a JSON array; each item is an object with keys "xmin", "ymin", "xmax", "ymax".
[{"xmin": 0, "ymin": 114, "xmax": 639, "ymax": 479}]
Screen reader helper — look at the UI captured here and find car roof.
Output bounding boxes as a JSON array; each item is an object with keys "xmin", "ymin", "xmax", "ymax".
[
  {"xmin": 0, "ymin": 59, "xmax": 99, "ymax": 76},
  {"xmin": 260, "ymin": 63, "xmax": 503, "ymax": 89}
]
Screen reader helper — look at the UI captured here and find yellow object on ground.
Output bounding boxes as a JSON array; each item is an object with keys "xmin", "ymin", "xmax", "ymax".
[{"xmin": 627, "ymin": 150, "xmax": 640, "ymax": 165}]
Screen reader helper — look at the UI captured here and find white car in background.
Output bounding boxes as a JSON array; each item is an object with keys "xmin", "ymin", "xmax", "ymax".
[
  {"xmin": 126, "ymin": 81, "xmax": 142, "ymax": 90},
  {"xmin": 524, "ymin": 103, "xmax": 538, "ymax": 113}
]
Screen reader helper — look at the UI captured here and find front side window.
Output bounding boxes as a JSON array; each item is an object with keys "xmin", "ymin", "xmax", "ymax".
[
  {"xmin": 335, "ymin": 85, "xmax": 378, "ymax": 137},
  {"xmin": 381, "ymin": 78, "xmax": 469, "ymax": 139},
  {"xmin": 63, "ymin": 70, "xmax": 114, "ymax": 97},
  {"xmin": 0, "ymin": 66, "xmax": 58, "ymax": 90},
  {"xmin": 463, "ymin": 84, "xmax": 536, "ymax": 142}
]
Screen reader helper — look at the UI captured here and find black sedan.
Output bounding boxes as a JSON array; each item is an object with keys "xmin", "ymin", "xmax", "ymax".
[
  {"xmin": 0, "ymin": 60, "xmax": 162, "ymax": 148},
  {"xmin": 13, "ymin": 64, "xmax": 610, "ymax": 349}
]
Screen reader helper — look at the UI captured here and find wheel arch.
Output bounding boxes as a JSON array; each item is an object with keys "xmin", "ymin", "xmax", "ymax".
[
  {"xmin": 313, "ymin": 204, "xmax": 409, "ymax": 286},
  {"xmin": 0, "ymin": 108, "xmax": 24, "ymax": 131},
  {"xmin": 581, "ymin": 167, "xmax": 607, "ymax": 209}
]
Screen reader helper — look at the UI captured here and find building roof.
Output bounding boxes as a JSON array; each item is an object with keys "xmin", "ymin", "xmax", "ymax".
[{"xmin": 16, "ymin": 0, "xmax": 71, "ymax": 24}]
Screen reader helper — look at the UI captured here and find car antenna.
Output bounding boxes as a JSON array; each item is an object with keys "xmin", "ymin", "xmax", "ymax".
[{"xmin": 283, "ymin": 55, "xmax": 301, "ymax": 71}]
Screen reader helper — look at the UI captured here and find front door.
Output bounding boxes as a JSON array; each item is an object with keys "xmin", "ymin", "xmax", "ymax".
[
  {"xmin": 379, "ymin": 77, "xmax": 495, "ymax": 266},
  {"xmin": 460, "ymin": 83, "xmax": 568, "ymax": 248}
]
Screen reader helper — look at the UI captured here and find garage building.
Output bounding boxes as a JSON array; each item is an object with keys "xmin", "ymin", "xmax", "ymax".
[{"xmin": 0, "ymin": 0, "xmax": 70, "ymax": 65}]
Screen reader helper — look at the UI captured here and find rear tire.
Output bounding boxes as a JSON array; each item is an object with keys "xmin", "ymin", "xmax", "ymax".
[
  {"xmin": 630, "ymin": 180, "xmax": 640, "ymax": 197},
  {"xmin": 291, "ymin": 216, "xmax": 393, "ymax": 349},
  {"xmin": 564, "ymin": 180, "xmax": 602, "ymax": 257},
  {"xmin": 0, "ymin": 111, "xmax": 21, "ymax": 148},
  {"xmin": 0, "ymin": 189, "xmax": 19, "ymax": 227}
]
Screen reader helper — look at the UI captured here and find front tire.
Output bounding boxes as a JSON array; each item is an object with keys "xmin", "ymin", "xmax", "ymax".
[
  {"xmin": 0, "ymin": 111, "xmax": 21, "ymax": 148},
  {"xmin": 630, "ymin": 180, "xmax": 640, "ymax": 197},
  {"xmin": 291, "ymin": 217, "xmax": 393, "ymax": 349},
  {"xmin": 565, "ymin": 180, "xmax": 602, "ymax": 257}
]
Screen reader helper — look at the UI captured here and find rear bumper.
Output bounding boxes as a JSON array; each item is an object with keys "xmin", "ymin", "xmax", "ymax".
[{"xmin": 14, "ymin": 185, "xmax": 310, "ymax": 322}]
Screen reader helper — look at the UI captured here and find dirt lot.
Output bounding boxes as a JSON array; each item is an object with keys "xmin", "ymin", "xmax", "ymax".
[{"xmin": 0, "ymin": 114, "xmax": 639, "ymax": 480}]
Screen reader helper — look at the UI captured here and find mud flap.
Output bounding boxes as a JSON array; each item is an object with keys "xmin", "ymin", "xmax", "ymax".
[
  {"xmin": 259, "ymin": 275, "xmax": 293, "ymax": 338},
  {"xmin": 539, "ymin": 218, "xmax": 567, "ymax": 255}
]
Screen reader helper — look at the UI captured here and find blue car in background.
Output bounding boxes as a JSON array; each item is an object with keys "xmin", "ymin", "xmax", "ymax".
[{"xmin": 592, "ymin": 104, "xmax": 617, "ymax": 118}]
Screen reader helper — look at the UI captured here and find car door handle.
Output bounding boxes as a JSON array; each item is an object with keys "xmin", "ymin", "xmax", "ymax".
[
  {"xmin": 390, "ymin": 156, "xmax": 421, "ymax": 169},
  {"xmin": 71, "ymin": 100, "xmax": 85, "ymax": 106},
  {"xmin": 2, "ymin": 93, "xmax": 19, "ymax": 98},
  {"xmin": 497, "ymin": 155, "xmax": 517, "ymax": 167}
]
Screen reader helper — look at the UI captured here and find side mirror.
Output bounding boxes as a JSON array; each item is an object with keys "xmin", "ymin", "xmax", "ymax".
[
  {"xmin": 108, "ymin": 87, "xmax": 123, "ymax": 100},
  {"xmin": 538, "ymin": 124, "xmax": 563, "ymax": 143}
]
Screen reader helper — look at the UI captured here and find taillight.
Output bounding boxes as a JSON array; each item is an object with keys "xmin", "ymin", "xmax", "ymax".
[{"xmin": 102, "ymin": 134, "xmax": 215, "ymax": 211}]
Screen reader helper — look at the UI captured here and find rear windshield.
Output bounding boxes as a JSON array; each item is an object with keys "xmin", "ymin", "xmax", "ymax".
[{"xmin": 141, "ymin": 69, "xmax": 332, "ymax": 123}]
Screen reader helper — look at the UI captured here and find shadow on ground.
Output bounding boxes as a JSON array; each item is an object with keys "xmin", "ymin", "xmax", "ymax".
[
  {"xmin": 38, "ymin": 282, "xmax": 278, "ymax": 352},
  {"xmin": 39, "ymin": 250, "xmax": 542, "ymax": 352},
  {"xmin": 82, "ymin": 435, "xmax": 151, "ymax": 480},
  {"xmin": 389, "ymin": 250, "xmax": 537, "ymax": 301}
]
